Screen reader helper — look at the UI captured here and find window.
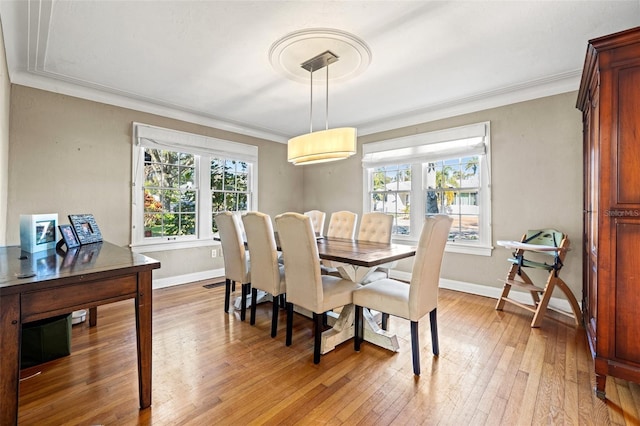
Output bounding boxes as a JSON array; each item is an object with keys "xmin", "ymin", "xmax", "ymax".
[
  {"xmin": 143, "ymin": 149, "xmax": 196, "ymax": 238},
  {"xmin": 211, "ymin": 158, "xmax": 251, "ymax": 232},
  {"xmin": 363, "ymin": 122, "xmax": 491, "ymax": 256},
  {"xmin": 132, "ymin": 123, "xmax": 258, "ymax": 251}
]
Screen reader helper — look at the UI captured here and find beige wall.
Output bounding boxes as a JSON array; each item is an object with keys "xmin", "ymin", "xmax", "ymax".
[
  {"xmin": 0, "ymin": 21, "xmax": 10, "ymax": 245},
  {"xmin": 6, "ymin": 82, "xmax": 584, "ymax": 301},
  {"xmin": 303, "ymin": 92, "xmax": 584, "ymax": 300},
  {"xmin": 7, "ymin": 85, "xmax": 303, "ymax": 281}
]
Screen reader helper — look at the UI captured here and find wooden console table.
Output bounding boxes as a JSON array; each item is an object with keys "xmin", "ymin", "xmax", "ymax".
[{"xmin": 0, "ymin": 242, "xmax": 160, "ymax": 425}]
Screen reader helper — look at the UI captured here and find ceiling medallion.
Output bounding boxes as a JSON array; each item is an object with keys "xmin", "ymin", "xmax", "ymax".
[{"xmin": 269, "ymin": 28, "xmax": 372, "ymax": 84}]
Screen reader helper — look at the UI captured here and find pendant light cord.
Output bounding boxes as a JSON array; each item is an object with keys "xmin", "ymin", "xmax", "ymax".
[
  {"xmin": 325, "ymin": 65, "xmax": 329, "ymax": 130},
  {"xmin": 309, "ymin": 68, "xmax": 313, "ymax": 134},
  {"xmin": 306, "ymin": 55, "xmax": 333, "ymax": 134}
]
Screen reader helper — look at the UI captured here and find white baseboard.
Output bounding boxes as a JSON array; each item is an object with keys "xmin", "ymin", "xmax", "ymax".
[
  {"xmin": 153, "ymin": 268, "xmax": 225, "ymax": 289},
  {"xmin": 389, "ymin": 270, "xmax": 580, "ymax": 315},
  {"xmin": 157, "ymin": 268, "xmax": 580, "ymax": 316}
]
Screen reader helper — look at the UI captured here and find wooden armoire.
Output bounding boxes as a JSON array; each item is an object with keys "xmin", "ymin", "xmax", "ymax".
[{"xmin": 577, "ymin": 26, "xmax": 640, "ymax": 399}]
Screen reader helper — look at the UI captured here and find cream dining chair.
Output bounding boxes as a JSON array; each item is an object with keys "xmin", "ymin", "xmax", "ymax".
[
  {"xmin": 326, "ymin": 210, "xmax": 358, "ymax": 239},
  {"xmin": 353, "ymin": 214, "xmax": 452, "ymax": 376},
  {"xmin": 304, "ymin": 210, "xmax": 326, "ymax": 236},
  {"xmin": 242, "ymin": 212, "xmax": 286, "ymax": 337},
  {"xmin": 357, "ymin": 212, "xmax": 393, "ymax": 244},
  {"xmin": 358, "ymin": 212, "xmax": 394, "ymax": 281},
  {"xmin": 354, "ymin": 212, "xmax": 396, "ymax": 329},
  {"xmin": 322, "ymin": 210, "xmax": 358, "ymax": 274},
  {"xmin": 214, "ymin": 211, "xmax": 251, "ymax": 321},
  {"xmin": 275, "ymin": 212, "xmax": 361, "ymax": 364},
  {"xmin": 325, "ymin": 211, "xmax": 394, "ymax": 281}
]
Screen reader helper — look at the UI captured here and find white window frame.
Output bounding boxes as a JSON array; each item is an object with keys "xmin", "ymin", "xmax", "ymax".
[
  {"xmin": 131, "ymin": 122, "xmax": 258, "ymax": 252},
  {"xmin": 362, "ymin": 122, "xmax": 492, "ymax": 256}
]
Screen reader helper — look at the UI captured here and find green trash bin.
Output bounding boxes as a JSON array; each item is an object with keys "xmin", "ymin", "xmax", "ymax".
[{"xmin": 21, "ymin": 313, "xmax": 72, "ymax": 368}]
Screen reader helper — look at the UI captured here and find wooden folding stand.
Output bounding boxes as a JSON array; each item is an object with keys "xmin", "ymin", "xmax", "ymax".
[{"xmin": 495, "ymin": 229, "xmax": 581, "ymax": 328}]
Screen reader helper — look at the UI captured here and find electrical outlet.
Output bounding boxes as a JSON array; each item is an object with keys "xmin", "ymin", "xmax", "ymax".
[{"xmin": 211, "ymin": 249, "xmax": 217, "ymax": 258}]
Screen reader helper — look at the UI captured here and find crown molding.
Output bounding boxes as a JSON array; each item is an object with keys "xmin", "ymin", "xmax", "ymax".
[
  {"xmin": 355, "ymin": 70, "xmax": 582, "ymax": 136},
  {"xmin": 11, "ymin": 69, "xmax": 290, "ymax": 143}
]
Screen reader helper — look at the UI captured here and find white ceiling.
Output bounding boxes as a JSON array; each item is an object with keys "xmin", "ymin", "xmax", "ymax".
[{"xmin": 1, "ymin": 1, "xmax": 639, "ymax": 143}]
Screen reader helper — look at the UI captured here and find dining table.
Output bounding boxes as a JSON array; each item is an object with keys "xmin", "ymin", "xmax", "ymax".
[
  {"xmin": 313, "ymin": 236, "xmax": 417, "ymax": 354},
  {"xmin": 219, "ymin": 232, "xmax": 418, "ymax": 354}
]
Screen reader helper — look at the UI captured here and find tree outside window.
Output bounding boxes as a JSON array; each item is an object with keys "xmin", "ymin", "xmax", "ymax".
[
  {"xmin": 211, "ymin": 158, "xmax": 251, "ymax": 233},
  {"xmin": 426, "ymin": 156, "xmax": 480, "ymax": 241},
  {"xmin": 143, "ymin": 149, "xmax": 196, "ymax": 238}
]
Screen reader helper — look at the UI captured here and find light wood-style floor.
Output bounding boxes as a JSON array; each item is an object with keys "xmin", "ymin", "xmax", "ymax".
[{"xmin": 17, "ymin": 279, "xmax": 640, "ymax": 425}]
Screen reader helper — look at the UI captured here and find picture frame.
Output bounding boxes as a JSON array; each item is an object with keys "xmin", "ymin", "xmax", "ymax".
[
  {"xmin": 20, "ymin": 213, "xmax": 58, "ymax": 253},
  {"xmin": 68, "ymin": 214, "xmax": 103, "ymax": 245},
  {"xmin": 58, "ymin": 224, "xmax": 81, "ymax": 249}
]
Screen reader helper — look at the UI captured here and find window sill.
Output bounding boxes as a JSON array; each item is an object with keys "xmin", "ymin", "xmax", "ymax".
[
  {"xmin": 445, "ymin": 243, "xmax": 493, "ymax": 256},
  {"xmin": 391, "ymin": 238, "xmax": 493, "ymax": 256},
  {"xmin": 130, "ymin": 238, "xmax": 218, "ymax": 253}
]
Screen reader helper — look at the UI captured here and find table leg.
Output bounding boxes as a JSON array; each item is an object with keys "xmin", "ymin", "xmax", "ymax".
[
  {"xmin": 362, "ymin": 308, "xmax": 400, "ymax": 352},
  {"xmin": 1, "ymin": 293, "xmax": 21, "ymax": 425},
  {"xmin": 89, "ymin": 307, "xmax": 97, "ymax": 327},
  {"xmin": 136, "ymin": 271, "xmax": 153, "ymax": 409},
  {"xmin": 321, "ymin": 305, "xmax": 355, "ymax": 354},
  {"xmin": 319, "ymin": 263, "xmax": 401, "ymax": 354}
]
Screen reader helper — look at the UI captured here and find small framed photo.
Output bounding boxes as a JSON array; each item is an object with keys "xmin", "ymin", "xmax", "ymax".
[
  {"xmin": 58, "ymin": 224, "xmax": 81, "ymax": 249},
  {"xmin": 68, "ymin": 214, "xmax": 103, "ymax": 245},
  {"xmin": 20, "ymin": 213, "xmax": 58, "ymax": 253}
]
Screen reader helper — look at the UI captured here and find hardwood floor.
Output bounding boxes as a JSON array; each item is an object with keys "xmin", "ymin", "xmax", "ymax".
[{"xmin": 17, "ymin": 280, "xmax": 640, "ymax": 425}]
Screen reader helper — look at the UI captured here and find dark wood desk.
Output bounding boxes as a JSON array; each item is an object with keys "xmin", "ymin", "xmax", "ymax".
[{"xmin": 0, "ymin": 242, "xmax": 160, "ymax": 425}]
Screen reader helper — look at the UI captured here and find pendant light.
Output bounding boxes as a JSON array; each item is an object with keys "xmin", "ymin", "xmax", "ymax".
[{"xmin": 287, "ymin": 51, "xmax": 357, "ymax": 166}]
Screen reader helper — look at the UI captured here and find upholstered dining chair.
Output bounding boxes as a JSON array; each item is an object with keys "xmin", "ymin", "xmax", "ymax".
[
  {"xmin": 353, "ymin": 214, "xmax": 452, "ymax": 376},
  {"xmin": 354, "ymin": 212, "xmax": 396, "ymax": 329},
  {"xmin": 326, "ymin": 210, "xmax": 358, "ymax": 239},
  {"xmin": 322, "ymin": 210, "xmax": 359, "ymax": 274},
  {"xmin": 358, "ymin": 212, "xmax": 395, "ymax": 280},
  {"xmin": 214, "ymin": 211, "xmax": 251, "ymax": 321},
  {"xmin": 357, "ymin": 212, "xmax": 393, "ymax": 244},
  {"xmin": 325, "ymin": 212, "xmax": 394, "ymax": 282},
  {"xmin": 275, "ymin": 212, "xmax": 361, "ymax": 364},
  {"xmin": 242, "ymin": 212, "xmax": 286, "ymax": 337},
  {"xmin": 304, "ymin": 210, "xmax": 326, "ymax": 236}
]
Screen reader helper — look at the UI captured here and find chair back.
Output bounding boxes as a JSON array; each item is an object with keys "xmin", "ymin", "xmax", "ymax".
[
  {"xmin": 327, "ymin": 211, "xmax": 358, "ymax": 239},
  {"xmin": 304, "ymin": 210, "xmax": 326, "ymax": 236},
  {"xmin": 275, "ymin": 212, "xmax": 323, "ymax": 311},
  {"xmin": 214, "ymin": 211, "xmax": 250, "ymax": 284},
  {"xmin": 357, "ymin": 212, "xmax": 393, "ymax": 243},
  {"xmin": 523, "ymin": 229, "xmax": 565, "ymax": 257},
  {"xmin": 408, "ymin": 215, "xmax": 452, "ymax": 320},
  {"xmin": 242, "ymin": 212, "xmax": 284, "ymax": 296}
]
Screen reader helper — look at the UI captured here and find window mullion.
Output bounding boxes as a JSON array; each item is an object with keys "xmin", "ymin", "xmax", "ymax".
[{"xmin": 411, "ymin": 164, "xmax": 424, "ymax": 240}]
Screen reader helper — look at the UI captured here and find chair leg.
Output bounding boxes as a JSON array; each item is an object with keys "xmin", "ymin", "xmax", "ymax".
[
  {"xmin": 429, "ymin": 308, "xmax": 439, "ymax": 356},
  {"xmin": 411, "ymin": 321, "xmax": 420, "ymax": 376},
  {"xmin": 250, "ymin": 287, "xmax": 258, "ymax": 325},
  {"xmin": 313, "ymin": 313, "xmax": 323, "ymax": 364},
  {"xmin": 271, "ymin": 294, "xmax": 279, "ymax": 338},
  {"xmin": 224, "ymin": 278, "xmax": 231, "ymax": 313},
  {"xmin": 354, "ymin": 305, "xmax": 363, "ymax": 351},
  {"xmin": 240, "ymin": 283, "xmax": 250, "ymax": 321},
  {"xmin": 285, "ymin": 302, "xmax": 294, "ymax": 346},
  {"xmin": 381, "ymin": 313, "xmax": 389, "ymax": 331}
]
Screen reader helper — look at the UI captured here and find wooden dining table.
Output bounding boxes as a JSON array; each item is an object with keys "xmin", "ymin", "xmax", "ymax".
[
  {"xmin": 217, "ymin": 231, "xmax": 417, "ymax": 353},
  {"xmin": 313, "ymin": 236, "xmax": 417, "ymax": 354}
]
